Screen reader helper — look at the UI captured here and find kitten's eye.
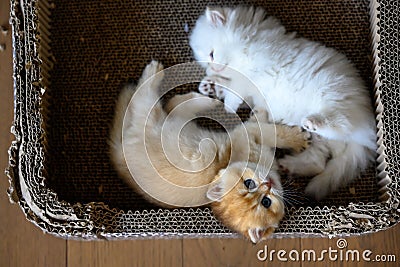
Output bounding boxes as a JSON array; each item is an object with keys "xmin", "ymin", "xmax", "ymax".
[
  {"xmin": 209, "ymin": 50, "xmax": 214, "ymax": 61},
  {"xmin": 244, "ymin": 179, "xmax": 256, "ymax": 190},
  {"xmin": 261, "ymin": 196, "xmax": 272, "ymax": 208}
]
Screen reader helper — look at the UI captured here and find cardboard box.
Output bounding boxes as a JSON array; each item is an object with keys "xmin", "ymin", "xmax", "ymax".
[{"xmin": 6, "ymin": 0, "xmax": 398, "ymax": 239}]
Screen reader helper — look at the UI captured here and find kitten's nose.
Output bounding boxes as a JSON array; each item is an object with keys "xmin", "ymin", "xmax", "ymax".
[{"xmin": 261, "ymin": 179, "xmax": 273, "ymax": 189}]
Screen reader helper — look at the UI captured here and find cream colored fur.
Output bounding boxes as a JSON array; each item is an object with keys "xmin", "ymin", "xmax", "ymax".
[{"xmin": 109, "ymin": 60, "xmax": 310, "ymax": 242}]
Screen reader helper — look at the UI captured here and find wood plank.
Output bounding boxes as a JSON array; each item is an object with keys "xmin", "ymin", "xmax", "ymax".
[
  {"xmin": 300, "ymin": 236, "xmax": 333, "ymax": 266},
  {"xmin": 183, "ymin": 237, "xmax": 302, "ymax": 267},
  {"xmin": 0, "ymin": 1, "xmax": 67, "ymax": 266},
  {"xmin": 67, "ymin": 239, "xmax": 183, "ymax": 267},
  {"xmin": 301, "ymin": 224, "xmax": 400, "ymax": 267}
]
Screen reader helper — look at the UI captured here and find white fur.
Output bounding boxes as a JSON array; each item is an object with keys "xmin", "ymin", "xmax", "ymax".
[{"xmin": 190, "ymin": 6, "xmax": 377, "ymax": 200}]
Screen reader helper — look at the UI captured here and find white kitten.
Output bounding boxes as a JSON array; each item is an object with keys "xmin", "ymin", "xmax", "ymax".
[{"xmin": 189, "ymin": 6, "xmax": 377, "ymax": 200}]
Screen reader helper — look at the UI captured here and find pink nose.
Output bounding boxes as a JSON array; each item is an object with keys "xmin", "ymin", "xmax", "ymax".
[{"xmin": 261, "ymin": 179, "xmax": 273, "ymax": 189}]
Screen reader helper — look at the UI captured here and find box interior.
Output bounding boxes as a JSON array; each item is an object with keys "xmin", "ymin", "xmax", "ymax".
[{"xmin": 43, "ymin": 0, "xmax": 378, "ymax": 214}]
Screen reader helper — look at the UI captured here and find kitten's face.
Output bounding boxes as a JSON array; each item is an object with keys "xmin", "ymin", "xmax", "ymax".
[
  {"xmin": 189, "ymin": 7, "xmax": 247, "ymax": 72},
  {"xmin": 208, "ymin": 166, "xmax": 285, "ymax": 243}
]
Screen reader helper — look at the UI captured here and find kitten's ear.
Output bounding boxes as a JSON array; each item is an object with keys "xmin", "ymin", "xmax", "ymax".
[
  {"xmin": 206, "ymin": 182, "xmax": 224, "ymax": 202},
  {"xmin": 206, "ymin": 7, "xmax": 226, "ymax": 27},
  {"xmin": 248, "ymin": 227, "xmax": 275, "ymax": 244},
  {"xmin": 207, "ymin": 169, "xmax": 227, "ymax": 202}
]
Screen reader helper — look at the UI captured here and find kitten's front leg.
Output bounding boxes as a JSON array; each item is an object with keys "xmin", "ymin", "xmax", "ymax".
[
  {"xmin": 246, "ymin": 124, "xmax": 311, "ymax": 153},
  {"xmin": 198, "ymin": 75, "xmax": 243, "ymax": 113},
  {"xmin": 165, "ymin": 92, "xmax": 220, "ymax": 118},
  {"xmin": 223, "ymin": 90, "xmax": 243, "ymax": 113},
  {"xmin": 274, "ymin": 125, "xmax": 312, "ymax": 153},
  {"xmin": 301, "ymin": 111, "xmax": 353, "ymax": 141}
]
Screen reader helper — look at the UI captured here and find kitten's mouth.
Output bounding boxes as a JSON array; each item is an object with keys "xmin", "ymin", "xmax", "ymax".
[{"xmin": 210, "ymin": 63, "xmax": 227, "ymax": 72}]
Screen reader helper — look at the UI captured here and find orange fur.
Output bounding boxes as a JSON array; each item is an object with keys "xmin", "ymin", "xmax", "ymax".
[{"xmin": 209, "ymin": 165, "xmax": 285, "ymax": 243}]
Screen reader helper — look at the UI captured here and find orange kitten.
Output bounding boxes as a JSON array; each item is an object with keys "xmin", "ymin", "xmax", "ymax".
[
  {"xmin": 109, "ymin": 61, "xmax": 310, "ymax": 242},
  {"xmin": 209, "ymin": 164, "xmax": 285, "ymax": 242}
]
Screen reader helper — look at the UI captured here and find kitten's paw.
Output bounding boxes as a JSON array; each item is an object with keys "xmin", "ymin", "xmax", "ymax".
[
  {"xmin": 198, "ymin": 76, "xmax": 225, "ymax": 99},
  {"xmin": 249, "ymin": 108, "xmax": 269, "ymax": 123},
  {"xmin": 288, "ymin": 126, "xmax": 312, "ymax": 153},
  {"xmin": 142, "ymin": 60, "xmax": 164, "ymax": 87},
  {"xmin": 223, "ymin": 92, "xmax": 243, "ymax": 113},
  {"xmin": 301, "ymin": 115, "xmax": 325, "ymax": 132},
  {"xmin": 144, "ymin": 60, "xmax": 164, "ymax": 76},
  {"xmin": 198, "ymin": 78, "xmax": 216, "ymax": 97},
  {"xmin": 278, "ymin": 161, "xmax": 290, "ymax": 175},
  {"xmin": 278, "ymin": 157, "xmax": 296, "ymax": 175},
  {"xmin": 224, "ymin": 103, "xmax": 240, "ymax": 113}
]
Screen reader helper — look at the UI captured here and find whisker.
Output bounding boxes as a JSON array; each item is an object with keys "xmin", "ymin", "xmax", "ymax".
[
  {"xmin": 279, "ymin": 185, "xmax": 311, "ymax": 207},
  {"xmin": 283, "ymin": 195, "xmax": 304, "ymax": 206},
  {"xmin": 280, "ymin": 178, "xmax": 298, "ymax": 189},
  {"xmin": 283, "ymin": 191, "xmax": 307, "ymax": 199}
]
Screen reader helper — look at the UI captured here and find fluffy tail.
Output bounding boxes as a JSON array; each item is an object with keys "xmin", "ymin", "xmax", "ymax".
[{"xmin": 305, "ymin": 141, "xmax": 375, "ymax": 201}]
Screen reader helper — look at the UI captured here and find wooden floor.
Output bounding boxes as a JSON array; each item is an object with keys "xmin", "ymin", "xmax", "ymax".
[{"xmin": 0, "ymin": 1, "xmax": 399, "ymax": 266}]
